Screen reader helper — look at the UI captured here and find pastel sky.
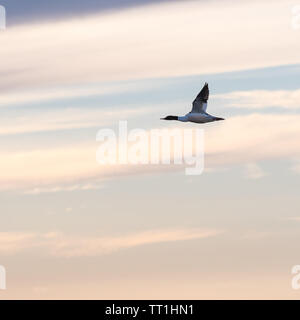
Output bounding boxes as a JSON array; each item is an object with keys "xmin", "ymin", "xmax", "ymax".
[{"xmin": 1, "ymin": 0, "xmax": 300, "ymax": 299}]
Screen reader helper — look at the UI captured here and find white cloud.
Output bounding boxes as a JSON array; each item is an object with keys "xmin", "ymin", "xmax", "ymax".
[
  {"xmin": 2, "ymin": 113, "xmax": 300, "ymax": 192},
  {"xmin": 0, "ymin": 81, "xmax": 164, "ymax": 108},
  {"xmin": 214, "ymin": 89, "xmax": 300, "ymax": 109},
  {"xmin": 0, "ymin": 228, "xmax": 222, "ymax": 257},
  {"xmin": 204, "ymin": 113, "xmax": 300, "ymax": 165},
  {"xmin": 0, "ymin": 107, "xmax": 148, "ymax": 136},
  {"xmin": 0, "ymin": 0, "xmax": 298, "ymax": 92}
]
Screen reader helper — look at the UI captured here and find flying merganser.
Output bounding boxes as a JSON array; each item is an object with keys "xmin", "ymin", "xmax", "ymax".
[{"xmin": 161, "ymin": 83, "xmax": 224, "ymax": 123}]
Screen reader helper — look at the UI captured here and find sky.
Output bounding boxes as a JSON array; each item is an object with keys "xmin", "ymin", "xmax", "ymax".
[{"xmin": 1, "ymin": 0, "xmax": 300, "ymax": 299}]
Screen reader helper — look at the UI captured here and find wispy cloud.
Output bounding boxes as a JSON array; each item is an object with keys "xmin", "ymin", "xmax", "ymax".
[
  {"xmin": 291, "ymin": 162, "xmax": 300, "ymax": 174},
  {"xmin": 205, "ymin": 113, "xmax": 300, "ymax": 165},
  {"xmin": 0, "ymin": 0, "xmax": 298, "ymax": 92},
  {"xmin": 242, "ymin": 230, "xmax": 274, "ymax": 239},
  {"xmin": 0, "ymin": 232, "xmax": 37, "ymax": 254},
  {"xmin": 24, "ymin": 182, "xmax": 104, "ymax": 195},
  {"xmin": 243, "ymin": 163, "xmax": 267, "ymax": 180},
  {"xmin": 0, "ymin": 107, "xmax": 149, "ymax": 136},
  {"xmin": 214, "ymin": 89, "xmax": 300, "ymax": 109},
  {"xmin": 0, "ymin": 228, "xmax": 222, "ymax": 257},
  {"xmin": 2, "ymin": 113, "xmax": 300, "ymax": 192},
  {"xmin": 282, "ymin": 217, "xmax": 300, "ymax": 222},
  {"xmin": 0, "ymin": 81, "xmax": 163, "ymax": 108}
]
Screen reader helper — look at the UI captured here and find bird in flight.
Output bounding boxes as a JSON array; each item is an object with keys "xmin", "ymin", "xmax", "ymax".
[{"xmin": 161, "ymin": 83, "xmax": 224, "ymax": 123}]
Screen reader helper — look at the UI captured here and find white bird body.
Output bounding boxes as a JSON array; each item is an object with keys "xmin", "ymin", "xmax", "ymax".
[
  {"xmin": 179, "ymin": 112, "xmax": 215, "ymax": 123},
  {"xmin": 161, "ymin": 83, "xmax": 224, "ymax": 124}
]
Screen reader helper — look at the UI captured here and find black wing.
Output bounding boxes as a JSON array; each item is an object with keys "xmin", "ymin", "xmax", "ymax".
[{"xmin": 191, "ymin": 83, "xmax": 209, "ymax": 113}]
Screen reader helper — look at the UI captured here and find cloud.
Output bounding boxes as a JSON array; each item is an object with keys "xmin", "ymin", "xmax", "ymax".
[
  {"xmin": 24, "ymin": 183, "xmax": 104, "ymax": 195},
  {"xmin": 0, "ymin": 81, "xmax": 163, "ymax": 108},
  {"xmin": 0, "ymin": 232, "xmax": 37, "ymax": 254},
  {"xmin": 0, "ymin": 143, "xmax": 99, "ymax": 191},
  {"xmin": 0, "ymin": 228, "xmax": 222, "ymax": 257},
  {"xmin": 291, "ymin": 162, "xmax": 300, "ymax": 174},
  {"xmin": 282, "ymin": 217, "xmax": 300, "ymax": 222},
  {"xmin": 214, "ymin": 89, "xmax": 300, "ymax": 109},
  {"xmin": 243, "ymin": 163, "xmax": 267, "ymax": 180},
  {"xmin": 0, "ymin": 0, "xmax": 298, "ymax": 92},
  {"xmin": 204, "ymin": 113, "xmax": 300, "ymax": 166},
  {"xmin": 2, "ymin": 113, "xmax": 300, "ymax": 192},
  {"xmin": 242, "ymin": 231, "xmax": 274, "ymax": 239},
  {"xmin": 0, "ymin": 107, "xmax": 148, "ymax": 136}
]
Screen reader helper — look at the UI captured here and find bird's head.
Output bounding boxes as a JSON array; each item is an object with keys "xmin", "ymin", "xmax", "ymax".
[{"xmin": 160, "ymin": 115, "xmax": 178, "ymax": 120}]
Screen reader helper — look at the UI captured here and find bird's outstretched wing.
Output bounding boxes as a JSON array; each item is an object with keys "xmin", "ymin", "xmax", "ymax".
[{"xmin": 191, "ymin": 83, "xmax": 209, "ymax": 113}]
